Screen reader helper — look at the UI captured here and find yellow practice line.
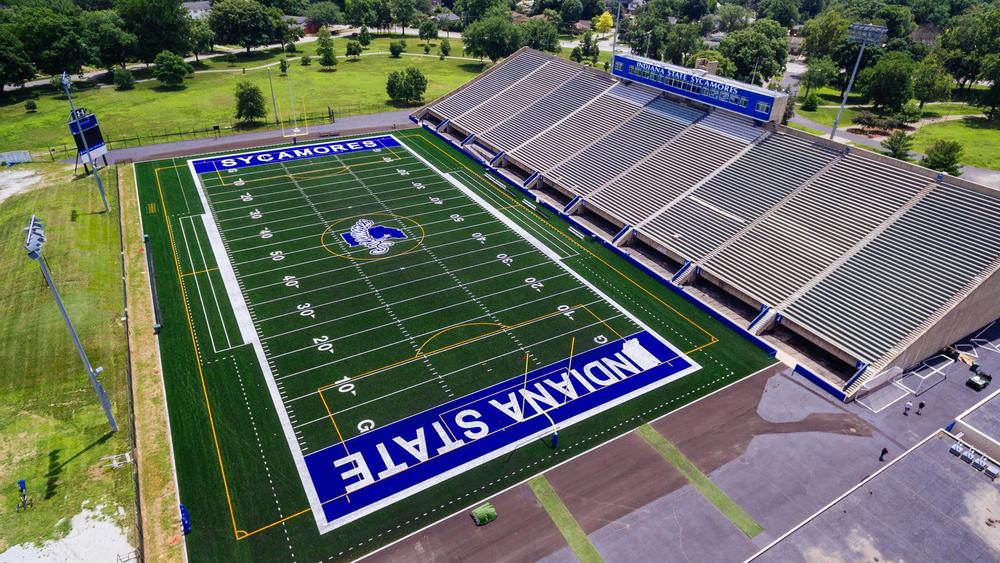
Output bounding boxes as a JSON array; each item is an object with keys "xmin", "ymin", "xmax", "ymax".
[
  {"xmin": 154, "ymin": 166, "xmax": 241, "ymax": 539},
  {"xmin": 404, "ymin": 134, "xmax": 720, "ymax": 353}
]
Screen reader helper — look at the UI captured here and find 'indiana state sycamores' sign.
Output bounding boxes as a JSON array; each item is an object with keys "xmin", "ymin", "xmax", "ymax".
[
  {"xmin": 190, "ymin": 135, "xmax": 401, "ymax": 174},
  {"xmin": 304, "ymin": 330, "xmax": 697, "ymax": 528}
]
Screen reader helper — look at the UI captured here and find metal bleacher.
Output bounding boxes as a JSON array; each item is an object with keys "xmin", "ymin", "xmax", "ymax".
[
  {"xmin": 703, "ymin": 155, "xmax": 932, "ymax": 307},
  {"xmin": 452, "ymin": 59, "xmax": 579, "ymax": 137},
  {"xmin": 429, "ymin": 51, "xmax": 547, "ymax": 120},
  {"xmin": 784, "ymin": 183, "xmax": 1000, "ymax": 366},
  {"xmin": 640, "ymin": 134, "xmax": 841, "ymax": 261},
  {"xmin": 479, "ymin": 70, "xmax": 615, "ymax": 152},
  {"xmin": 547, "ymin": 98, "xmax": 702, "ymax": 195}
]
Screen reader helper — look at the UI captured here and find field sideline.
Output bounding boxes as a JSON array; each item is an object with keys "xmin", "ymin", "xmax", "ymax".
[{"xmin": 134, "ymin": 126, "xmax": 775, "ymax": 561}]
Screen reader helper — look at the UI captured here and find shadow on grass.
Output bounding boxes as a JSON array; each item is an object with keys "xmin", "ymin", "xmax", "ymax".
[
  {"xmin": 458, "ymin": 62, "xmax": 487, "ymax": 73},
  {"xmin": 151, "ymin": 84, "xmax": 188, "ymax": 93},
  {"xmin": 42, "ymin": 432, "xmax": 113, "ymax": 499}
]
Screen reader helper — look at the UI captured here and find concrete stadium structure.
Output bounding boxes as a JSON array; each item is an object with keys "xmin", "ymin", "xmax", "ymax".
[{"xmin": 413, "ymin": 48, "xmax": 1000, "ymax": 400}]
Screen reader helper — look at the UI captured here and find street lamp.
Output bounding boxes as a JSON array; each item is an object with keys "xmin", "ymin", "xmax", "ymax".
[
  {"xmin": 61, "ymin": 73, "xmax": 109, "ymax": 213},
  {"xmin": 829, "ymin": 23, "xmax": 888, "ymax": 140},
  {"xmin": 24, "ymin": 216, "xmax": 118, "ymax": 432}
]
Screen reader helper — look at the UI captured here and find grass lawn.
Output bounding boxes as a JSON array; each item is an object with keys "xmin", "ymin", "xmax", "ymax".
[
  {"xmin": 528, "ymin": 476, "xmax": 603, "ymax": 563},
  {"xmin": 0, "ymin": 164, "xmax": 135, "ymax": 552},
  {"xmin": 0, "ymin": 37, "xmax": 481, "ymax": 154},
  {"xmin": 912, "ymin": 117, "xmax": 1000, "ymax": 170},
  {"xmin": 796, "ymin": 101, "xmax": 983, "ymax": 129}
]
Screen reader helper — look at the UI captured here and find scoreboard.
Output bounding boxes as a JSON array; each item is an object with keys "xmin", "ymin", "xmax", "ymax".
[
  {"xmin": 612, "ymin": 54, "xmax": 788, "ymax": 123},
  {"xmin": 68, "ymin": 109, "xmax": 107, "ymax": 163}
]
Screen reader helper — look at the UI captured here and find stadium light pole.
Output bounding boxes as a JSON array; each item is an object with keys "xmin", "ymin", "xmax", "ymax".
[
  {"xmin": 24, "ymin": 216, "xmax": 118, "ymax": 433},
  {"xmin": 609, "ymin": 0, "xmax": 623, "ymax": 58},
  {"xmin": 61, "ymin": 72, "xmax": 109, "ymax": 214},
  {"xmin": 830, "ymin": 24, "xmax": 887, "ymax": 140},
  {"xmin": 267, "ymin": 68, "xmax": 281, "ymax": 125}
]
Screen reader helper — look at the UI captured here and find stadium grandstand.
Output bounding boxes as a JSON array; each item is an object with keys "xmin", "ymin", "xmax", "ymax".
[{"xmin": 413, "ymin": 47, "xmax": 1000, "ymax": 401}]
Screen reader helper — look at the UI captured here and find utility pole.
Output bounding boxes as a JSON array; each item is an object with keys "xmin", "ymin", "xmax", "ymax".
[
  {"xmin": 267, "ymin": 68, "xmax": 281, "ymax": 125},
  {"xmin": 610, "ymin": 0, "xmax": 622, "ymax": 58},
  {"xmin": 24, "ymin": 216, "xmax": 118, "ymax": 432},
  {"xmin": 62, "ymin": 73, "xmax": 109, "ymax": 213},
  {"xmin": 830, "ymin": 24, "xmax": 887, "ymax": 141}
]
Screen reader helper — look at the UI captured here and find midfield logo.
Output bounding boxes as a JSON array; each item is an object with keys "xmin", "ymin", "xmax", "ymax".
[{"xmin": 340, "ymin": 218, "xmax": 408, "ymax": 255}]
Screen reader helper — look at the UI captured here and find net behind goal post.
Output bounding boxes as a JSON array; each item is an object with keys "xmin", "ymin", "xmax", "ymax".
[{"xmin": 894, "ymin": 354, "xmax": 952, "ymax": 396}]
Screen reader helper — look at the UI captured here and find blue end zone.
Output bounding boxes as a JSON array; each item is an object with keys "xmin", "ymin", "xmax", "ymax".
[
  {"xmin": 189, "ymin": 135, "xmax": 402, "ymax": 174},
  {"xmin": 303, "ymin": 330, "xmax": 695, "ymax": 527}
]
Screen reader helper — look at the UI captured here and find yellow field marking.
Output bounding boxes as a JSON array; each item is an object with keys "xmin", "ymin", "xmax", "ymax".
[
  {"xmin": 416, "ymin": 321, "xmax": 506, "ymax": 355},
  {"xmin": 319, "ymin": 212, "xmax": 425, "ymax": 261},
  {"xmin": 397, "ymin": 132, "xmax": 720, "ymax": 354},
  {"xmin": 564, "ymin": 336, "xmax": 575, "ymax": 404},
  {"xmin": 579, "ymin": 304, "xmax": 623, "ymax": 341},
  {"xmin": 146, "ymin": 202, "xmax": 158, "ymax": 214},
  {"xmin": 154, "ymin": 166, "xmax": 241, "ymax": 539},
  {"xmin": 181, "ymin": 267, "xmax": 219, "ymax": 278}
]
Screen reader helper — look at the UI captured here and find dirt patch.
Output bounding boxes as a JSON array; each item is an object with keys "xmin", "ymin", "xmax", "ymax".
[
  {"xmin": 368, "ymin": 484, "xmax": 569, "ymax": 562},
  {"xmin": 0, "ymin": 168, "xmax": 43, "ymax": 205},
  {"xmin": 653, "ymin": 367, "xmax": 873, "ymax": 475},
  {"xmin": 545, "ymin": 431, "xmax": 687, "ymax": 534}
]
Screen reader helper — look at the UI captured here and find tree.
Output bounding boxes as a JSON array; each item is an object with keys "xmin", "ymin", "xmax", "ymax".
[
  {"xmin": 580, "ymin": 31, "xmax": 599, "ymax": 59},
  {"xmin": 570, "ymin": 46, "xmax": 583, "ymax": 63},
  {"xmin": 462, "ymin": 13, "xmax": 519, "ymax": 63},
  {"xmin": 0, "ymin": 28, "xmax": 35, "ymax": 92},
  {"xmin": 876, "ymin": 4, "xmax": 915, "ymax": 41},
  {"xmin": 113, "ymin": 67, "xmax": 135, "ymax": 90},
  {"xmin": 186, "ymin": 16, "xmax": 215, "ymax": 61},
  {"xmin": 346, "ymin": 40, "xmax": 363, "ymax": 59},
  {"xmin": 560, "ymin": 0, "xmax": 583, "ymax": 27},
  {"xmin": 391, "ymin": 0, "xmax": 416, "ymax": 31},
  {"xmin": 801, "ymin": 92, "xmax": 820, "ymax": 110},
  {"xmin": 978, "ymin": 54, "xmax": 1000, "ymax": 121},
  {"xmin": 801, "ymin": 56, "xmax": 837, "ymax": 94},
  {"xmin": 359, "ymin": 26, "xmax": 373, "ymax": 47},
  {"xmin": 386, "ymin": 66, "xmax": 427, "ymax": 104},
  {"xmin": 519, "ymin": 18, "xmax": 560, "ymax": 52},
  {"xmin": 454, "ymin": 0, "xmax": 507, "ymax": 25},
  {"xmin": 152, "ymin": 49, "xmax": 191, "ymax": 86},
  {"xmin": 662, "ymin": 22, "xmax": 702, "ymax": 65},
  {"xmin": 912, "ymin": 58, "xmax": 953, "ymax": 108},
  {"xmin": 346, "ymin": 0, "xmax": 378, "ymax": 28},
  {"xmin": 210, "ymin": 0, "xmax": 284, "ymax": 53},
  {"xmin": 922, "ymin": 139, "xmax": 963, "ymax": 175},
  {"xmin": 8, "ymin": 7, "xmax": 94, "ymax": 75},
  {"xmin": 689, "ymin": 49, "xmax": 736, "ymax": 77},
  {"xmin": 115, "ymin": 0, "xmax": 189, "ymax": 63},
  {"xmin": 389, "ymin": 40, "xmax": 404, "ymax": 57},
  {"xmin": 679, "ymin": 0, "xmax": 708, "ymax": 22},
  {"xmin": 594, "ymin": 10, "xmax": 613, "ymax": 34},
  {"xmin": 305, "ymin": 2, "xmax": 343, "ymax": 27},
  {"xmin": 761, "ymin": 0, "xmax": 799, "ymax": 28},
  {"xmin": 881, "ymin": 131, "xmax": 914, "ymax": 160},
  {"xmin": 316, "ymin": 27, "xmax": 337, "ymax": 69},
  {"xmin": 419, "ymin": 19, "xmax": 438, "ymax": 42},
  {"xmin": 865, "ymin": 51, "xmax": 914, "ymax": 113},
  {"xmin": 718, "ymin": 20, "xmax": 789, "ymax": 83},
  {"xmin": 279, "ymin": 57, "xmax": 289, "ymax": 73},
  {"xmin": 440, "ymin": 38, "xmax": 452, "ymax": 56},
  {"xmin": 234, "ymin": 80, "xmax": 267, "ymax": 123},
  {"xmin": 717, "ymin": 3, "xmax": 751, "ymax": 32},
  {"xmin": 801, "ymin": 10, "xmax": 848, "ymax": 60},
  {"xmin": 80, "ymin": 10, "xmax": 137, "ymax": 72}
]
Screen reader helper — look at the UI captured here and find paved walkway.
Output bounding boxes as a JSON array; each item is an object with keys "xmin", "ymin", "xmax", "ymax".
[{"xmin": 104, "ymin": 109, "xmax": 415, "ymax": 163}]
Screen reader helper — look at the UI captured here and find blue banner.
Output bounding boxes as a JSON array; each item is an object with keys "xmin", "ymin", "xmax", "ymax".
[
  {"xmin": 190, "ymin": 135, "xmax": 401, "ymax": 174},
  {"xmin": 303, "ymin": 330, "xmax": 695, "ymax": 526}
]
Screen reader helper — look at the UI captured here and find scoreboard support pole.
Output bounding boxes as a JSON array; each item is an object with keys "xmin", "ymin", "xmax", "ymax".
[{"xmin": 62, "ymin": 72, "xmax": 109, "ymax": 213}]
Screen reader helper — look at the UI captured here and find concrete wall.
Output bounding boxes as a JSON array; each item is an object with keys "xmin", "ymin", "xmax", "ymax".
[{"xmin": 950, "ymin": 423, "xmax": 1000, "ymax": 465}]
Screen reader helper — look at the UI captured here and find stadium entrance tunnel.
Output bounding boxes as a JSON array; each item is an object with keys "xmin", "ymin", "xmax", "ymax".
[
  {"xmin": 533, "ymin": 183, "xmax": 572, "ymax": 209},
  {"xmin": 763, "ymin": 323, "xmax": 859, "ymax": 383},
  {"xmin": 573, "ymin": 206, "xmax": 622, "ymax": 240},
  {"xmin": 622, "ymin": 237, "xmax": 686, "ymax": 278}
]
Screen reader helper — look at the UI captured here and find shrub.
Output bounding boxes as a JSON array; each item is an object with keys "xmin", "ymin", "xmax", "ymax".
[
  {"xmin": 389, "ymin": 41, "xmax": 404, "ymax": 58},
  {"xmin": 922, "ymin": 139, "xmax": 963, "ymax": 176},
  {"xmin": 114, "ymin": 67, "xmax": 135, "ymax": 90},
  {"xmin": 894, "ymin": 102, "xmax": 922, "ymax": 124},
  {"xmin": 800, "ymin": 92, "xmax": 820, "ymax": 111},
  {"xmin": 880, "ymin": 130, "xmax": 913, "ymax": 160},
  {"xmin": 152, "ymin": 50, "xmax": 192, "ymax": 87},
  {"xmin": 440, "ymin": 38, "xmax": 451, "ymax": 57},
  {"xmin": 301, "ymin": 55, "xmax": 312, "ymax": 66},
  {"xmin": 424, "ymin": 44, "xmax": 430, "ymax": 54},
  {"xmin": 285, "ymin": 41, "xmax": 298, "ymax": 53},
  {"xmin": 226, "ymin": 53, "xmax": 238, "ymax": 66},
  {"xmin": 50, "ymin": 75, "xmax": 70, "ymax": 96},
  {"xmin": 279, "ymin": 57, "xmax": 289, "ymax": 74},
  {"xmin": 24, "ymin": 100, "xmax": 37, "ymax": 112}
]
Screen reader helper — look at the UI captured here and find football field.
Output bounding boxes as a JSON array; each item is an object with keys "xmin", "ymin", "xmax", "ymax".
[{"xmin": 134, "ymin": 128, "xmax": 773, "ymax": 560}]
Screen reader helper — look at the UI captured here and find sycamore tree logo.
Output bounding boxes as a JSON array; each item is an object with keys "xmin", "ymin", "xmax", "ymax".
[{"xmin": 340, "ymin": 218, "xmax": 408, "ymax": 256}]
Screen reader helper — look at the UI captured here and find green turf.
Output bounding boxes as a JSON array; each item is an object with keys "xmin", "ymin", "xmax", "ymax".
[
  {"xmin": 636, "ymin": 424, "xmax": 763, "ymax": 538},
  {"xmin": 911, "ymin": 117, "xmax": 1000, "ymax": 170},
  {"xmin": 0, "ymin": 165, "xmax": 135, "ymax": 550},
  {"xmin": 528, "ymin": 475, "xmax": 603, "ymax": 563},
  {"xmin": 134, "ymin": 126, "xmax": 774, "ymax": 561},
  {"xmin": 796, "ymin": 101, "xmax": 984, "ymax": 129},
  {"xmin": 0, "ymin": 37, "xmax": 480, "ymax": 155}
]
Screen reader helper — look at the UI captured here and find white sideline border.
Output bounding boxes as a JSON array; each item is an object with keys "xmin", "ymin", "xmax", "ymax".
[{"xmin": 184, "ymin": 134, "xmax": 702, "ymax": 535}]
